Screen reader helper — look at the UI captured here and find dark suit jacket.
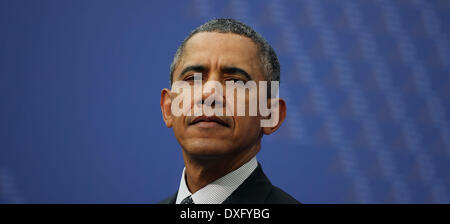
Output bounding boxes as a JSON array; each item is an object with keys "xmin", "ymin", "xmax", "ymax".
[{"xmin": 158, "ymin": 163, "xmax": 300, "ymax": 204}]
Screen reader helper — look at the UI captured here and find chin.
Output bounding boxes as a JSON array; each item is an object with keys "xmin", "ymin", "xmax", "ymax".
[{"xmin": 182, "ymin": 138, "xmax": 236, "ymax": 158}]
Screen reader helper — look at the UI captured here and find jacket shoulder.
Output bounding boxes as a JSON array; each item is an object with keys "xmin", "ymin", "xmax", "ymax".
[
  {"xmin": 223, "ymin": 163, "xmax": 301, "ymax": 204},
  {"xmin": 265, "ymin": 185, "xmax": 301, "ymax": 204},
  {"xmin": 157, "ymin": 192, "xmax": 177, "ymax": 204}
]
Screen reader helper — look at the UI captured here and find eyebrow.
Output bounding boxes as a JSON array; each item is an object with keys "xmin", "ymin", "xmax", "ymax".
[
  {"xmin": 221, "ymin": 66, "xmax": 252, "ymax": 81},
  {"xmin": 178, "ymin": 65, "xmax": 207, "ymax": 79},
  {"xmin": 177, "ymin": 65, "xmax": 253, "ymax": 81}
]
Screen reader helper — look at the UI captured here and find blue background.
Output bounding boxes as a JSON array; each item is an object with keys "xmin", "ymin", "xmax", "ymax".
[{"xmin": 1, "ymin": 0, "xmax": 449, "ymax": 203}]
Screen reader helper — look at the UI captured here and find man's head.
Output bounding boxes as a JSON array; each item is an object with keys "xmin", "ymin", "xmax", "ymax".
[
  {"xmin": 160, "ymin": 18, "xmax": 286, "ymax": 161},
  {"xmin": 170, "ymin": 18, "xmax": 280, "ymax": 91}
]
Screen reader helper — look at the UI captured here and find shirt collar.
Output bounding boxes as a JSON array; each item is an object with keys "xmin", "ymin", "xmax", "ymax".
[{"xmin": 175, "ymin": 156, "xmax": 258, "ymax": 204}]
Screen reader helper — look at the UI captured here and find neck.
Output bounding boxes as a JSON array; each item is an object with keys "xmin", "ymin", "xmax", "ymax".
[{"xmin": 182, "ymin": 142, "xmax": 260, "ymax": 194}]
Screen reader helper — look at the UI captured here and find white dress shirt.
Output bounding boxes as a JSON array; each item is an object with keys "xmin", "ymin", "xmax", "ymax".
[{"xmin": 175, "ymin": 156, "xmax": 258, "ymax": 204}]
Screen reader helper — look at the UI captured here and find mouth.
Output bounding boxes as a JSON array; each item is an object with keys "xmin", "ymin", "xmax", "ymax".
[{"xmin": 190, "ymin": 116, "xmax": 229, "ymax": 128}]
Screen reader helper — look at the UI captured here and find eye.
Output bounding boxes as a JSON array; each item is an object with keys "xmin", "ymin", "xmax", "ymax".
[
  {"xmin": 184, "ymin": 76, "xmax": 194, "ymax": 81},
  {"xmin": 226, "ymin": 78, "xmax": 245, "ymax": 83},
  {"xmin": 184, "ymin": 74, "xmax": 203, "ymax": 82}
]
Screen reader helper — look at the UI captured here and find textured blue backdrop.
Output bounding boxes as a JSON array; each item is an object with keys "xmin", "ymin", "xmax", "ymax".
[{"xmin": 0, "ymin": 0, "xmax": 449, "ymax": 203}]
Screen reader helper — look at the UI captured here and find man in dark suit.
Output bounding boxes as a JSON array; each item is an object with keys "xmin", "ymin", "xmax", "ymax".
[{"xmin": 159, "ymin": 18, "xmax": 299, "ymax": 204}]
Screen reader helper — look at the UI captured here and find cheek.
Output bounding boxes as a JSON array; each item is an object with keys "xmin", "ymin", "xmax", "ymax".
[
  {"xmin": 172, "ymin": 116, "xmax": 186, "ymax": 136},
  {"xmin": 233, "ymin": 116, "xmax": 261, "ymax": 136},
  {"xmin": 231, "ymin": 89, "xmax": 262, "ymax": 135}
]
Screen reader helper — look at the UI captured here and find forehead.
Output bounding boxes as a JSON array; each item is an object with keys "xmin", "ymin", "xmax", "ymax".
[
  {"xmin": 185, "ymin": 32, "xmax": 258, "ymax": 54},
  {"xmin": 178, "ymin": 32, "xmax": 264, "ymax": 78}
]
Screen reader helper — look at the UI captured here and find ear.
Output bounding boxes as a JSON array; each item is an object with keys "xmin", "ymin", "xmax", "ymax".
[
  {"xmin": 262, "ymin": 98, "xmax": 286, "ymax": 135},
  {"xmin": 160, "ymin": 88, "xmax": 174, "ymax": 128}
]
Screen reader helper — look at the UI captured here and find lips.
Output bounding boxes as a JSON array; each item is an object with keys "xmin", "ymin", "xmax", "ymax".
[{"xmin": 190, "ymin": 115, "xmax": 229, "ymax": 127}]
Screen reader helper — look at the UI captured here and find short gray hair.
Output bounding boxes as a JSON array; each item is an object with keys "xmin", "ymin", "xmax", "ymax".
[{"xmin": 169, "ymin": 18, "xmax": 280, "ymax": 86}]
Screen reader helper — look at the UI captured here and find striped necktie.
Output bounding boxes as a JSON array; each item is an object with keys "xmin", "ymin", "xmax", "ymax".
[{"xmin": 180, "ymin": 195, "xmax": 194, "ymax": 204}]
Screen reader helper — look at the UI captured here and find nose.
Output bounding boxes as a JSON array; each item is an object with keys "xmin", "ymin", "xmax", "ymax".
[{"xmin": 194, "ymin": 71, "xmax": 224, "ymax": 108}]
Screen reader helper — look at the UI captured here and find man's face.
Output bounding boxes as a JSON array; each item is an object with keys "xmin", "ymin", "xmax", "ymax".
[{"xmin": 161, "ymin": 32, "xmax": 279, "ymax": 159}]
